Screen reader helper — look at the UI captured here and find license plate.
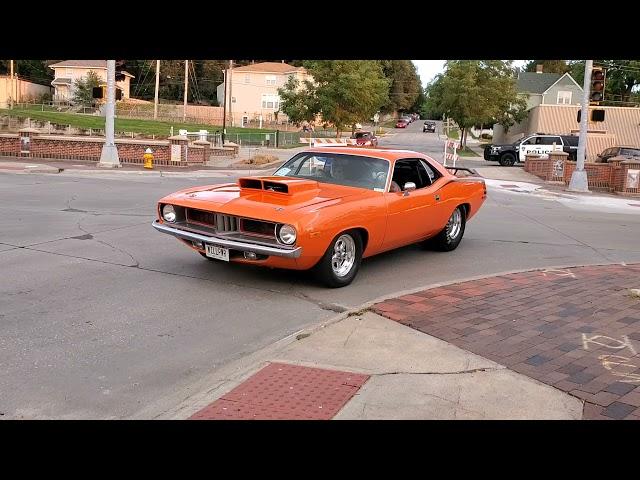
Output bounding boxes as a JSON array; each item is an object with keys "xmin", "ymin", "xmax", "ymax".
[{"xmin": 205, "ymin": 244, "xmax": 229, "ymax": 261}]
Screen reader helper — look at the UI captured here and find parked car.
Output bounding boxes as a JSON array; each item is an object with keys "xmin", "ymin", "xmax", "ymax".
[
  {"xmin": 396, "ymin": 119, "xmax": 409, "ymax": 128},
  {"xmin": 423, "ymin": 121, "xmax": 436, "ymax": 133},
  {"xmin": 352, "ymin": 131, "xmax": 378, "ymax": 147},
  {"xmin": 153, "ymin": 147, "xmax": 486, "ymax": 287},
  {"xmin": 484, "ymin": 133, "xmax": 579, "ymax": 166},
  {"xmin": 595, "ymin": 146, "xmax": 640, "ymax": 163}
]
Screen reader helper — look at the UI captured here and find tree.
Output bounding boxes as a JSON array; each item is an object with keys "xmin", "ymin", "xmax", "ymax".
[
  {"xmin": 524, "ymin": 60, "xmax": 569, "ymax": 74},
  {"xmin": 277, "ymin": 75, "xmax": 318, "ymax": 125},
  {"xmin": 72, "ymin": 70, "xmax": 101, "ymax": 106},
  {"xmin": 379, "ymin": 60, "xmax": 422, "ymax": 114},
  {"xmin": 427, "ymin": 60, "xmax": 527, "ymax": 148},
  {"xmin": 409, "ymin": 88, "xmax": 427, "ymax": 118},
  {"xmin": 0, "ymin": 60, "xmax": 54, "ymax": 85},
  {"xmin": 279, "ymin": 60, "xmax": 389, "ymax": 138}
]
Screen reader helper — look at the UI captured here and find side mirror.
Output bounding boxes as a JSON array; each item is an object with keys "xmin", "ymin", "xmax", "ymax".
[{"xmin": 403, "ymin": 182, "xmax": 416, "ymax": 195}]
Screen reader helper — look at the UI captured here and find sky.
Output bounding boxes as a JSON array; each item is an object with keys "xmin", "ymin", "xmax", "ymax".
[{"xmin": 413, "ymin": 60, "xmax": 527, "ymax": 86}]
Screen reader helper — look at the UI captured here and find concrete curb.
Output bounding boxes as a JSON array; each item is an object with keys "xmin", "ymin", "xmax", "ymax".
[{"xmin": 141, "ymin": 259, "xmax": 633, "ymax": 420}]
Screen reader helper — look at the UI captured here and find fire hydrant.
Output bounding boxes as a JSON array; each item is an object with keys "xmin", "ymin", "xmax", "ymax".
[{"xmin": 143, "ymin": 148, "xmax": 154, "ymax": 169}]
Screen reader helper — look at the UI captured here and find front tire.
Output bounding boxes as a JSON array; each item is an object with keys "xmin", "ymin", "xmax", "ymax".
[
  {"xmin": 314, "ymin": 231, "xmax": 363, "ymax": 288},
  {"xmin": 426, "ymin": 206, "xmax": 466, "ymax": 252},
  {"xmin": 499, "ymin": 152, "xmax": 516, "ymax": 166}
]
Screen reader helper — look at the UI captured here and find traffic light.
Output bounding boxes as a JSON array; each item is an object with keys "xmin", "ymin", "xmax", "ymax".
[
  {"xmin": 577, "ymin": 108, "xmax": 606, "ymax": 123},
  {"xmin": 590, "ymin": 66, "xmax": 606, "ymax": 105},
  {"xmin": 115, "ymin": 60, "xmax": 126, "ymax": 81}
]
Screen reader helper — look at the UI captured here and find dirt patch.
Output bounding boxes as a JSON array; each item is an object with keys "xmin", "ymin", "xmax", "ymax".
[{"xmin": 240, "ymin": 154, "xmax": 279, "ymax": 165}]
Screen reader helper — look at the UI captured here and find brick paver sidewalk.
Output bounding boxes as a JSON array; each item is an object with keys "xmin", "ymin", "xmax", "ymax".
[{"xmin": 373, "ymin": 264, "xmax": 640, "ymax": 420}]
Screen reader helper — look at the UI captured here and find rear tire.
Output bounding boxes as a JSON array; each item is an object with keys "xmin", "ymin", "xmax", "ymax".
[
  {"xmin": 426, "ymin": 206, "xmax": 466, "ymax": 252},
  {"xmin": 314, "ymin": 231, "xmax": 363, "ymax": 288},
  {"xmin": 499, "ymin": 152, "xmax": 516, "ymax": 166}
]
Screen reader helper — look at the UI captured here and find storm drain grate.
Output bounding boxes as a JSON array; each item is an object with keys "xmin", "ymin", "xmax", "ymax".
[{"xmin": 189, "ymin": 362, "xmax": 369, "ymax": 420}]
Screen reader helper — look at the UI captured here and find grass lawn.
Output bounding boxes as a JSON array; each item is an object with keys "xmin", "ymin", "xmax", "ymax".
[
  {"xmin": 446, "ymin": 128, "xmax": 460, "ymax": 140},
  {"xmin": 0, "ymin": 108, "xmax": 272, "ymax": 136},
  {"xmin": 457, "ymin": 146, "xmax": 480, "ymax": 157}
]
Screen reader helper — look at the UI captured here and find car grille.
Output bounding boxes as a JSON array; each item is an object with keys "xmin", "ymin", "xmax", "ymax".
[
  {"xmin": 215, "ymin": 214, "xmax": 238, "ymax": 232},
  {"xmin": 183, "ymin": 208, "xmax": 280, "ymax": 240},
  {"xmin": 186, "ymin": 208, "xmax": 216, "ymax": 227}
]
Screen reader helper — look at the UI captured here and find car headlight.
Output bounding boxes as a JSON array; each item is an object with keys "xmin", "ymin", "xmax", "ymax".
[
  {"xmin": 278, "ymin": 224, "xmax": 297, "ymax": 245},
  {"xmin": 162, "ymin": 204, "xmax": 176, "ymax": 222}
]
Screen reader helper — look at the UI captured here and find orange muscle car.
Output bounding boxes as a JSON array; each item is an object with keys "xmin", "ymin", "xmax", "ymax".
[{"xmin": 152, "ymin": 147, "xmax": 487, "ymax": 287}]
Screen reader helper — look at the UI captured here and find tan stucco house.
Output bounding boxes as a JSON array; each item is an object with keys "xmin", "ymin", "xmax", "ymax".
[
  {"xmin": 216, "ymin": 62, "xmax": 310, "ymax": 126},
  {"xmin": 49, "ymin": 60, "xmax": 134, "ymax": 102}
]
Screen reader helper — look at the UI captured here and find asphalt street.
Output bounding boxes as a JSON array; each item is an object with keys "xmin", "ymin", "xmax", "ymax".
[{"xmin": 1, "ymin": 119, "xmax": 639, "ymax": 418}]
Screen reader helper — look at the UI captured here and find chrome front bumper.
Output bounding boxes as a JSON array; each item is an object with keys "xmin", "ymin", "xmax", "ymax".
[{"xmin": 152, "ymin": 221, "xmax": 302, "ymax": 258}]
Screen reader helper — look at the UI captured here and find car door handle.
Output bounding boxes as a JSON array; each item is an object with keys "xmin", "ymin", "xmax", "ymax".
[{"xmin": 435, "ymin": 194, "xmax": 441, "ymax": 201}]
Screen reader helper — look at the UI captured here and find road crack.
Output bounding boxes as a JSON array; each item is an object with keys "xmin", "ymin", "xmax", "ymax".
[{"xmin": 373, "ymin": 366, "xmax": 503, "ymax": 376}]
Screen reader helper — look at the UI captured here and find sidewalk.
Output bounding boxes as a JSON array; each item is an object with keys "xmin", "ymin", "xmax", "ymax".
[
  {"xmin": 0, "ymin": 157, "xmax": 280, "ymax": 177},
  {"xmin": 149, "ymin": 263, "xmax": 640, "ymax": 420}
]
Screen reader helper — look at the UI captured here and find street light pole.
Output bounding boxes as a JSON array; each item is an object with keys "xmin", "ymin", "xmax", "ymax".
[
  {"xmin": 10, "ymin": 60, "xmax": 14, "ymax": 109},
  {"xmin": 228, "ymin": 60, "xmax": 234, "ymax": 127},
  {"xmin": 153, "ymin": 60, "xmax": 160, "ymax": 120},
  {"xmin": 98, "ymin": 60, "xmax": 121, "ymax": 168},
  {"xmin": 183, "ymin": 60, "xmax": 189, "ymax": 122},
  {"xmin": 568, "ymin": 59, "xmax": 592, "ymax": 192},
  {"xmin": 222, "ymin": 62, "xmax": 229, "ymax": 145}
]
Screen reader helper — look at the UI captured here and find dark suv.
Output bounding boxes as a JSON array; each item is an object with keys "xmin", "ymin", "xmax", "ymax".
[
  {"xmin": 595, "ymin": 146, "xmax": 640, "ymax": 163},
  {"xmin": 423, "ymin": 121, "xmax": 436, "ymax": 133}
]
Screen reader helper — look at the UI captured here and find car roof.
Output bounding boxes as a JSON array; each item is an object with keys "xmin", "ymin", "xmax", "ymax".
[{"xmin": 303, "ymin": 147, "xmax": 434, "ymax": 162}]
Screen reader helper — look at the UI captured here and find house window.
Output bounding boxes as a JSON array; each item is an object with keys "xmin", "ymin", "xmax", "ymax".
[
  {"xmin": 266, "ymin": 75, "xmax": 277, "ymax": 86},
  {"xmin": 557, "ymin": 91, "xmax": 572, "ymax": 105},
  {"xmin": 244, "ymin": 74, "xmax": 250, "ymax": 84},
  {"xmin": 261, "ymin": 94, "xmax": 280, "ymax": 110}
]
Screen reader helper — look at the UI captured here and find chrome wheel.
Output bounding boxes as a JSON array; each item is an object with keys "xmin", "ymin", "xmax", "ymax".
[
  {"xmin": 331, "ymin": 234, "xmax": 356, "ymax": 277},
  {"xmin": 446, "ymin": 208, "xmax": 462, "ymax": 241}
]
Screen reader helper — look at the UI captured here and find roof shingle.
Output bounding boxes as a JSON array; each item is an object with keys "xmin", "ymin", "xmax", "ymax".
[
  {"xmin": 232, "ymin": 62, "xmax": 303, "ymax": 74},
  {"xmin": 517, "ymin": 72, "xmax": 562, "ymax": 94}
]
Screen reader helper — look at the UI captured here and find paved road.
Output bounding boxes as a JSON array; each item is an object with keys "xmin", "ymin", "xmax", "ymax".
[{"xmin": 1, "ymin": 123, "xmax": 640, "ymax": 419}]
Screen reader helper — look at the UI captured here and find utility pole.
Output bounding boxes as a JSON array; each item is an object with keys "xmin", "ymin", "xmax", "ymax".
[
  {"xmin": 183, "ymin": 60, "xmax": 189, "ymax": 122},
  {"xmin": 568, "ymin": 60, "xmax": 592, "ymax": 193},
  {"xmin": 154, "ymin": 60, "xmax": 160, "ymax": 120},
  {"xmin": 222, "ymin": 63, "xmax": 228, "ymax": 145},
  {"xmin": 98, "ymin": 60, "xmax": 120, "ymax": 168},
  {"xmin": 228, "ymin": 60, "xmax": 234, "ymax": 127},
  {"xmin": 10, "ymin": 60, "xmax": 14, "ymax": 109}
]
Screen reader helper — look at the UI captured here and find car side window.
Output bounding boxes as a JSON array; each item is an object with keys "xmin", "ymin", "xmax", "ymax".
[
  {"xmin": 419, "ymin": 159, "xmax": 441, "ymax": 184},
  {"xmin": 391, "ymin": 159, "xmax": 431, "ymax": 192},
  {"xmin": 522, "ymin": 138, "xmax": 533, "ymax": 145}
]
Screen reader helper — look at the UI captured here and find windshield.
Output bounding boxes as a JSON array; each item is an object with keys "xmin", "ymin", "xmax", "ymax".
[
  {"xmin": 620, "ymin": 148, "xmax": 640, "ymax": 156},
  {"xmin": 273, "ymin": 152, "xmax": 390, "ymax": 191},
  {"xmin": 355, "ymin": 132, "xmax": 370, "ymax": 139}
]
